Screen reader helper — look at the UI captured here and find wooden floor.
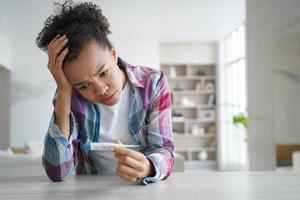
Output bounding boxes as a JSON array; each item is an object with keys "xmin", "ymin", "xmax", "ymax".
[{"xmin": 0, "ymin": 159, "xmax": 300, "ymax": 200}]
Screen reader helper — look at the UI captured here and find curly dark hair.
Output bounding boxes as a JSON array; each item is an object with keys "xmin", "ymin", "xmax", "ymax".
[{"xmin": 36, "ymin": 0, "xmax": 112, "ymax": 62}]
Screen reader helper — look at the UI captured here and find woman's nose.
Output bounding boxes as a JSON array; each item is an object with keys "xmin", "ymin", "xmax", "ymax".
[{"xmin": 94, "ymin": 81, "xmax": 108, "ymax": 96}]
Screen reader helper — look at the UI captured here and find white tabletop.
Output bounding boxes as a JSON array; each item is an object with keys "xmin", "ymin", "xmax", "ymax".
[{"xmin": 0, "ymin": 159, "xmax": 300, "ymax": 200}]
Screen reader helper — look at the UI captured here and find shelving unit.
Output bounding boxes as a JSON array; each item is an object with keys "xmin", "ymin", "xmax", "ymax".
[{"xmin": 161, "ymin": 63, "xmax": 218, "ymax": 170}]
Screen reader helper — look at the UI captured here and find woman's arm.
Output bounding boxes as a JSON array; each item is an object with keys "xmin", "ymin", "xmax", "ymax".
[
  {"xmin": 55, "ymin": 88, "xmax": 72, "ymax": 140},
  {"xmin": 141, "ymin": 71, "xmax": 175, "ymax": 185},
  {"xmin": 42, "ymin": 35, "xmax": 78, "ymax": 182},
  {"xmin": 43, "ymin": 122, "xmax": 77, "ymax": 183}
]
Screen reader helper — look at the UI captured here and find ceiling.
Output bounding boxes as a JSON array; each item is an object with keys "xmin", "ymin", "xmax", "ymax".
[
  {"xmin": 0, "ymin": 0, "xmax": 245, "ymax": 43},
  {"xmin": 99, "ymin": 0, "xmax": 246, "ymax": 42}
]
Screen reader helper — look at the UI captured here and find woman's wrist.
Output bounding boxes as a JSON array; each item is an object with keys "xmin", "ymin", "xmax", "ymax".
[
  {"xmin": 58, "ymin": 87, "xmax": 72, "ymax": 96},
  {"xmin": 144, "ymin": 158, "xmax": 155, "ymax": 178}
]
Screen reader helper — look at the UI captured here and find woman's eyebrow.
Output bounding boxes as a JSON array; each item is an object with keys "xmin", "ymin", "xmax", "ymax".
[
  {"xmin": 93, "ymin": 63, "xmax": 106, "ymax": 76},
  {"xmin": 73, "ymin": 63, "xmax": 106, "ymax": 86}
]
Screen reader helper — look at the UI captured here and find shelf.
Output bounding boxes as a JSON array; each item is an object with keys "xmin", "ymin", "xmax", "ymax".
[
  {"xmin": 167, "ymin": 75, "xmax": 216, "ymax": 81},
  {"xmin": 172, "ymin": 104, "xmax": 215, "ymax": 109},
  {"xmin": 161, "ymin": 63, "xmax": 216, "ymax": 68},
  {"xmin": 187, "ymin": 119, "xmax": 216, "ymax": 123},
  {"xmin": 172, "ymin": 119, "xmax": 216, "ymax": 123},
  {"xmin": 161, "ymin": 61, "xmax": 218, "ymax": 170},
  {"xmin": 175, "ymin": 147, "xmax": 217, "ymax": 152},
  {"xmin": 172, "ymin": 90, "xmax": 215, "ymax": 95},
  {"xmin": 173, "ymin": 133, "xmax": 216, "ymax": 138}
]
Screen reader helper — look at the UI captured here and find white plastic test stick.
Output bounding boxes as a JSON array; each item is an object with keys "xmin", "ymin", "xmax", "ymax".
[{"xmin": 84, "ymin": 142, "xmax": 139, "ymax": 151}]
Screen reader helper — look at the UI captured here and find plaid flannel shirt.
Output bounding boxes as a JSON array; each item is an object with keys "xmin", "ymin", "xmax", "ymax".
[{"xmin": 42, "ymin": 58, "xmax": 174, "ymax": 185}]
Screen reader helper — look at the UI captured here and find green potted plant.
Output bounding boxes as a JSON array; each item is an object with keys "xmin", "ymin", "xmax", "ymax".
[{"xmin": 233, "ymin": 113, "xmax": 248, "ymax": 129}]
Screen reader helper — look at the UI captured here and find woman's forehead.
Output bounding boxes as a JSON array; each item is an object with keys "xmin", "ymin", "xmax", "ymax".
[
  {"xmin": 65, "ymin": 42, "xmax": 109, "ymax": 72},
  {"xmin": 78, "ymin": 41, "xmax": 108, "ymax": 65}
]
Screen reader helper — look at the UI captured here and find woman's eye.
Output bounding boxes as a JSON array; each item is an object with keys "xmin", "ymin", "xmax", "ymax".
[
  {"xmin": 78, "ymin": 83, "xmax": 89, "ymax": 91},
  {"xmin": 100, "ymin": 69, "xmax": 108, "ymax": 77}
]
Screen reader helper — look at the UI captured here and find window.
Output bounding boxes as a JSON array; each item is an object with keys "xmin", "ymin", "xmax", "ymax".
[
  {"xmin": 221, "ymin": 24, "xmax": 248, "ymax": 169},
  {"xmin": 225, "ymin": 25, "xmax": 246, "ymax": 115}
]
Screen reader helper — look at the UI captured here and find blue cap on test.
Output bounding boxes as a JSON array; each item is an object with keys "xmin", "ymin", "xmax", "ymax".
[{"xmin": 83, "ymin": 143, "xmax": 91, "ymax": 151}]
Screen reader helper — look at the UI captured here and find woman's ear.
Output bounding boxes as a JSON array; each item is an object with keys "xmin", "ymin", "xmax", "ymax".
[{"xmin": 110, "ymin": 48, "xmax": 118, "ymax": 64}]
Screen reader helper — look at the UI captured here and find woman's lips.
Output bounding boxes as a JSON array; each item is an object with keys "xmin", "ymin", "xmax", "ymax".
[{"xmin": 102, "ymin": 91, "xmax": 117, "ymax": 104}]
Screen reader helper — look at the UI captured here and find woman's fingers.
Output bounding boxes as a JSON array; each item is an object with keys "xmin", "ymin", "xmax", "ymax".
[
  {"xmin": 116, "ymin": 163, "xmax": 140, "ymax": 180},
  {"xmin": 116, "ymin": 170, "xmax": 136, "ymax": 182},
  {"xmin": 47, "ymin": 35, "xmax": 68, "ymax": 69},
  {"xmin": 48, "ymin": 35, "xmax": 67, "ymax": 59},
  {"xmin": 111, "ymin": 146, "xmax": 144, "ymax": 162},
  {"xmin": 113, "ymin": 140, "xmax": 144, "ymax": 171},
  {"xmin": 115, "ymin": 153, "xmax": 144, "ymax": 172},
  {"xmin": 46, "ymin": 34, "xmax": 72, "ymax": 90},
  {"xmin": 52, "ymin": 37, "xmax": 68, "ymax": 58},
  {"xmin": 50, "ymin": 35, "xmax": 66, "ymax": 51},
  {"xmin": 55, "ymin": 48, "xmax": 69, "ymax": 69},
  {"xmin": 47, "ymin": 34, "xmax": 60, "ymax": 49},
  {"xmin": 112, "ymin": 145, "xmax": 154, "ymax": 181},
  {"xmin": 47, "ymin": 35, "xmax": 64, "ymax": 57}
]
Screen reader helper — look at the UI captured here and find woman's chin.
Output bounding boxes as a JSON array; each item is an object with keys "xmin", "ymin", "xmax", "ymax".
[
  {"xmin": 102, "ymin": 99, "xmax": 118, "ymax": 106},
  {"xmin": 96, "ymin": 92, "xmax": 119, "ymax": 106}
]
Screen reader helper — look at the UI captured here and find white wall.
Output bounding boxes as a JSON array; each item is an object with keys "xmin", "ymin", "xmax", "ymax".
[
  {"xmin": 0, "ymin": 30, "xmax": 11, "ymax": 70},
  {"xmin": 160, "ymin": 43, "xmax": 217, "ymax": 64},
  {"xmin": 247, "ymin": 0, "xmax": 300, "ymax": 170},
  {"xmin": 0, "ymin": 1, "xmax": 58, "ymax": 148},
  {"xmin": 273, "ymin": 38, "xmax": 300, "ymax": 144},
  {"xmin": 0, "ymin": 0, "xmax": 244, "ymax": 147}
]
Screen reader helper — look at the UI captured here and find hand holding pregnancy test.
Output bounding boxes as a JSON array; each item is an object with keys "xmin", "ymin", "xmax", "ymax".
[{"xmin": 109, "ymin": 140, "xmax": 155, "ymax": 182}]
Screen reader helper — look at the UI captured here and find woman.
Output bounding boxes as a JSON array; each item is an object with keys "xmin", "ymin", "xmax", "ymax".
[{"xmin": 36, "ymin": 1, "xmax": 174, "ymax": 185}]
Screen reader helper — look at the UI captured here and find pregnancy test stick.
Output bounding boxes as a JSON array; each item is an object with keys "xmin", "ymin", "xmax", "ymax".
[{"xmin": 84, "ymin": 142, "xmax": 139, "ymax": 151}]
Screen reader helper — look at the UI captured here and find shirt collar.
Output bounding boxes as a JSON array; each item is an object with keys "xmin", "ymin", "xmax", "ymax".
[{"xmin": 117, "ymin": 57, "xmax": 145, "ymax": 89}]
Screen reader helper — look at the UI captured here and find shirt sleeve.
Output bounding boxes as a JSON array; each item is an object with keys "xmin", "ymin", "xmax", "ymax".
[
  {"xmin": 42, "ymin": 89, "xmax": 79, "ymax": 182},
  {"xmin": 142, "ymin": 71, "xmax": 175, "ymax": 185}
]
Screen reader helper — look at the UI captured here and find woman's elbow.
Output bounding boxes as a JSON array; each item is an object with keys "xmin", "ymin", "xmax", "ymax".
[{"xmin": 42, "ymin": 157, "xmax": 73, "ymax": 182}]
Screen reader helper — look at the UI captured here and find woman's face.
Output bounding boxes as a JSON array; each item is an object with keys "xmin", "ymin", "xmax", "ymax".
[{"xmin": 63, "ymin": 40, "xmax": 127, "ymax": 106}]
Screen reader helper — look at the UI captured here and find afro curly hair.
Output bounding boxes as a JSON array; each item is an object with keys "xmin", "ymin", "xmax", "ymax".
[{"xmin": 36, "ymin": 0, "xmax": 112, "ymax": 62}]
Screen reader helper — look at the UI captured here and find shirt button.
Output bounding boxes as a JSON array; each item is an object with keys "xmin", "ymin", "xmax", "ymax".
[{"xmin": 67, "ymin": 144, "xmax": 71, "ymax": 149}]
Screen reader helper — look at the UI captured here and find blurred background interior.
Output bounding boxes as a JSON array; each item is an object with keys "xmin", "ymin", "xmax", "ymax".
[{"xmin": 0, "ymin": 0, "xmax": 300, "ymax": 174}]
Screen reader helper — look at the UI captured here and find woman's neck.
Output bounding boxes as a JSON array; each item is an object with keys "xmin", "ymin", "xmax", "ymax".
[{"xmin": 121, "ymin": 69, "xmax": 128, "ymax": 89}]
